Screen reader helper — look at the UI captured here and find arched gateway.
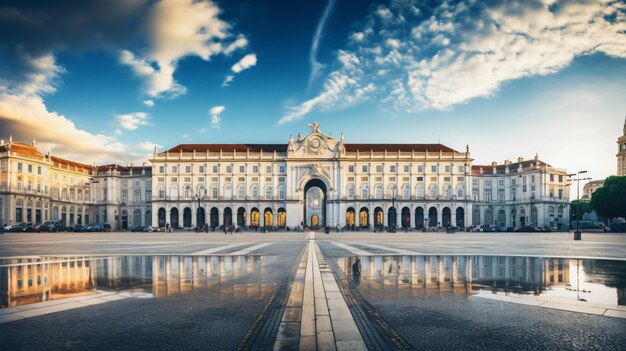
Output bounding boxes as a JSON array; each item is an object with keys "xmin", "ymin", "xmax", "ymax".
[{"xmin": 304, "ymin": 178, "xmax": 327, "ymax": 228}]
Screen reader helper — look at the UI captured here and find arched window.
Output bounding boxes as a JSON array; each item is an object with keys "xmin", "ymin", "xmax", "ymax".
[
  {"xmin": 360, "ymin": 185, "xmax": 369, "ymax": 199},
  {"xmin": 416, "ymin": 184, "xmax": 424, "ymax": 199},
  {"xmin": 265, "ymin": 185, "xmax": 273, "ymax": 200},
  {"xmin": 402, "ymin": 184, "xmax": 410, "ymax": 200},
  {"xmin": 238, "ymin": 185, "xmax": 246, "ymax": 199},
  {"xmin": 158, "ymin": 185, "xmax": 165, "ymax": 199},
  {"xmin": 183, "ymin": 185, "xmax": 192, "ymax": 198},
  {"xmin": 375, "ymin": 184, "xmax": 383, "ymax": 199},
  {"xmin": 169, "ymin": 184, "xmax": 179, "ymax": 199},
  {"xmin": 211, "ymin": 184, "xmax": 219, "ymax": 199},
  {"xmin": 429, "ymin": 184, "xmax": 438, "ymax": 199},
  {"xmin": 197, "ymin": 185, "xmax": 206, "ymax": 197},
  {"xmin": 443, "ymin": 184, "xmax": 452, "ymax": 199},
  {"xmin": 224, "ymin": 184, "xmax": 233, "ymax": 199},
  {"xmin": 278, "ymin": 185, "xmax": 286, "ymax": 200},
  {"xmin": 251, "ymin": 185, "xmax": 259, "ymax": 200},
  {"xmin": 347, "ymin": 184, "xmax": 355, "ymax": 200}
]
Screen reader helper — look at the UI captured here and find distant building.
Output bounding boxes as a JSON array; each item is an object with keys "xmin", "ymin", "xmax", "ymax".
[
  {"xmin": 582, "ymin": 179, "xmax": 605, "ymax": 201},
  {"xmin": 617, "ymin": 117, "xmax": 626, "ymax": 176}
]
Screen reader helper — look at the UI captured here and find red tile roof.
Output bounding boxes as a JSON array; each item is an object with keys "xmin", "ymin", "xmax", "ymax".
[{"xmin": 166, "ymin": 143, "xmax": 457, "ymax": 153}]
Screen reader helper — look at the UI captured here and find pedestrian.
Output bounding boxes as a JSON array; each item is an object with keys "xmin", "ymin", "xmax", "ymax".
[
  {"xmin": 229, "ymin": 225, "xmax": 233, "ymax": 235},
  {"xmin": 205, "ymin": 222, "xmax": 209, "ymax": 234},
  {"xmin": 166, "ymin": 223, "xmax": 170, "ymax": 233}
]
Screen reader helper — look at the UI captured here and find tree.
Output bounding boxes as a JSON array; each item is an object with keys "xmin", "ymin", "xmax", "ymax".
[
  {"xmin": 569, "ymin": 199, "xmax": 593, "ymax": 221},
  {"xmin": 590, "ymin": 176, "xmax": 626, "ymax": 220}
]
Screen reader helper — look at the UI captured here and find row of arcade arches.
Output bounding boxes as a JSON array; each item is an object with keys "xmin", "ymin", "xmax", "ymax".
[
  {"xmin": 346, "ymin": 206, "xmax": 465, "ymax": 228},
  {"xmin": 157, "ymin": 207, "xmax": 287, "ymax": 229}
]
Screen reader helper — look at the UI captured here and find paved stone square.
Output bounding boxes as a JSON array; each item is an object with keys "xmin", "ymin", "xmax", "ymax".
[{"xmin": 0, "ymin": 231, "xmax": 625, "ymax": 350}]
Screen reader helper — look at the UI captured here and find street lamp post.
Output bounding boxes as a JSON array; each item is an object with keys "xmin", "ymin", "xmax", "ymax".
[
  {"xmin": 195, "ymin": 194, "xmax": 206, "ymax": 230},
  {"xmin": 391, "ymin": 187, "xmax": 397, "ymax": 231},
  {"xmin": 567, "ymin": 171, "xmax": 591, "ymax": 240}
]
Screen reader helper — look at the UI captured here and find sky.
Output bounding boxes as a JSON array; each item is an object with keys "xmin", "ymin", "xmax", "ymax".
[{"xmin": 0, "ymin": 0, "xmax": 624, "ymax": 187}]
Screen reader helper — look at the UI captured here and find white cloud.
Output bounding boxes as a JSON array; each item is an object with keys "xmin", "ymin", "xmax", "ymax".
[
  {"xmin": 223, "ymin": 53, "xmax": 257, "ymax": 86},
  {"xmin": 209, "ymin": 105, "xmax": 225, "ymax": 128},
  {"xmin": 119, "ymin": 0, "xmax": 247, "ymax": 98},
  {"xmin": 280, "ymin": 0, "xmax": 626, "ymax": 123},
  {"xmin": 231, "ymin": 53, "xmax": 257, "ymax": 73},
  {"xmin": 0, "ymin": 93, "xmax": 127, "ymax": 163},
  {"xmin": 143, "ymin": 100, "xmax": 154, "ymax": 107},
  {"xmin": 115, "ymin": 112, "xmax": 149, "ymax": 130},
  {"xmin": 137, "ymin": 141, "xmax": 162, "ymax": 152},
  {"xmin": 308, "ymin": 0, "xmax": 336, "ymax": 89}
]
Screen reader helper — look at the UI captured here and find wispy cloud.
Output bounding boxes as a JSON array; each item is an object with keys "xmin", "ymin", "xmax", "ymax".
[
  {"xmin": 209, "ymin": 105, "xmax": 225, "ymax": 128},
  {"xmin": 116, "ymin": 112, "xmax": 149, "ymax": 130},
  {"xmin": 308, "ymin": 0, "xmax": 336, "ymax": 91},
  {"xmin": 223, "ymin": 53, "xmax": 257, "ymax": 86},
  {"xmin": 280, "ymin": 0, "xmax": 626, "ymax": 124}
]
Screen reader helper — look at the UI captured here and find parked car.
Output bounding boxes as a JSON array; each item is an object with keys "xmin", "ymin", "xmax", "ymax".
[
  {"xmin": 480, "ymin": 225, "xmax": 496, "ymax": 232},
  {"xmin": 72, "ymin": 225, "xmax": 89, "ymax": 232},
  {"xmin": 6, "ymin": 223, "xmax": 27, "ymax": 232},
  {"xmin": 147, "ymin": 226, "xmax": 159, "ymax": 232},
  {"xmin": 22, "ymin": 223, "xmax": 39, "ymax": 232},
  {"xmin": 36, "ymin": 220, "xmax": 63, "ymax": 232},
  {"xmin": 519, "ymin": 225, "xmax": 537, "ymax": 232},
  {"xmin": 87, "ymin": 224, "xmax": 110, "ymax": 232},
  {"xmin": 131, "ymin": 225, "xmax": 147, "ymax": 232}
]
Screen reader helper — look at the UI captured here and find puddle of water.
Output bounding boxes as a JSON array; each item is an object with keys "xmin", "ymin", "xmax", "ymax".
[
  {"xmin": 337, "ymin": 255, "xmax": 626, "ymax": 307},
  {"xmin": 0, "ymin": 255, "xmax": 270, "ymax": 308}
]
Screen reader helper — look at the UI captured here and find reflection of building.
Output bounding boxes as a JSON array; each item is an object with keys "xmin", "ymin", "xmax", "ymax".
[
  {"xmin": 340, "ymin": 255, "xmax": 570, "ymax": 296},
  {"xmin": 151, "ymin": 122, "xmax": 570, "ymax": 230},
  {"xmin": 0, "ymin": 257, "xmax": 95, "ymax": 308}
]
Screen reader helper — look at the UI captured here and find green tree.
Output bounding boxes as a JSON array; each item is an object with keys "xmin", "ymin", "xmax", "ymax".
[
  {"xmin": 569, "ymin": 199, "xmax": 593, "ymax": 221},
  {"xmin": 590, "ymin": 176, "xmax": 626, "ymax": 220}
]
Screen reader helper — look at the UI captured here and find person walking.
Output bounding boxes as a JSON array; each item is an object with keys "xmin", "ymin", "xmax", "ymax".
[
  {"xmin": 229, "ymin": 224, "xmax": 234, "ymax": 235},
  {"xmin": 223, "ymin": 225, "xmax": 227, "ymax": 235},
  {"xmin": 205, "ymin": 222, "xmax": 209, "ymax": 234}
]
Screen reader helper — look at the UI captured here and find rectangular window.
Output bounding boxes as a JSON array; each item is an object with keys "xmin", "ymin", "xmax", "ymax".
[
  {"xmin": 531, "ymin": 175, "xmax": 535, "ymax": 184},
  {"xmin": 185, "ymin": 165, "xmax": 191, "ymax": 173},
  {"xmin": 17, "ymin": 178, "xmax": 22, "ymax": 190},
  {"xmin": 212, "ymin": 187, "xmax": 218, "ymax": 199},
  {"xmin": 558, "ymin": 189, "xmax": 563, "ymax": 199},
  {"xmin": 159, "ymin": 166, "xmax": 165, "ymax": 173},
  {"xmin": 348, "ymin": 165, "xmax": 355, "ymax": 172},
  {"xmin": 37, "ymin": 166, "xmax": 42, "ymax": 175},
  {"xmin": 550, "ymin": 174, "xmax": 554, "ymax": 181},
  {"xmin": 266, "ymin": 166, "xmax": 272, "ymax": 173},
  {"xmin": 558, "ymin": 175, "xmax": 563, "ymax": 183},
  {"xmin": 390, "ymin": 165, "xmax": 396, "ymax": 172},
  {"xmin": 417, "ymin": 165, "xmax": 424, "ymax": 173},
  {"xmin": 362, "ymin": 165, "xmax": 368, "ymax": 172},
  {"xmin": 457, "ymin": 176, "xmax": 464, "ymax": 181},
  {"xmin": 404, "ymin": 165, "xmax": 410, "ymax": 172},
  {"xmin": 226, "ymin": 165, "xmax": 232, "ymax": 173},
  {"xmin": 458, "ymin": 165, "xmax": 464, "ymax": 173},
  {"xmin": 485, "ymin": 180, "xmax": 492, "ymax": 188},
  {"xmin": 417, "ymin": 176, "xmax": 424, "ymax": 182},
  {"xmin": 172, "ymin": 166, "xmax": 178, "ymax": 173},
  {"xmin": 28, "ymin": 164, "xmax": 33, "ymax": 173},
  {"xmin": 445, "ymin": 165, "xmax": 450, "ymax": 173},
  {"xmin": 199, "ymin": 165, "xmax": 205, "ymax": 173},
  {"xmin": 444, "ymin": 177, "xmax": 451, "ymax": 182},
  {"xmin": 253, "ymin": 165, "xmax": 258, "ymax": 173},
  {"xmin": 511, "ymin": 179, "xmax": 517, "ymax": 186},
  {"xmin": 17, "ymin": 163, "xmax": 23, "ymax": 172},
  {"xmin": 278, "ymin": 177, "xmax": 285, "ymax": 182},
  {"xmin": 240, "ymin": 165, "xmax": 245, "ymax": 173},
  {"xmin": 279, "ymin": 165, "xmax": 286, "ymax": 173},
  {"xmin": 376, "ymin": 165, "xmax": 383, "ymax": 173},
  {"xmin": 498, "ymin": 179, "xmax": 504, "ymax": 187},
  {"xmin": 213, "ymin": 165, "xmax": 218, "ymax": 173},
  {"xmin": 431, "ymin": 165, "xmax": 437, "ymax": 172}
]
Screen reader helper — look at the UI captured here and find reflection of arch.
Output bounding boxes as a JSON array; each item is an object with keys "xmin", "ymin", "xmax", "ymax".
[
  {"xmin": 250, "ymin": 207, "xmax": 260, "ymax": 228},
  {"xmin": 428, "ymin": 207, "xmax": 437, "ymax": 227},
  {"xmin": 304, "ymin": 178, "xmax": 327, "ymax": 228},
  {"xmin": 264, "ymin": 207, "xmax": 273, "ymax": 227},
  {"xmin": 197, "ymin": 207, "xmax": 206, "ymax": 226},
  {"xmin": 359, "ymin": 207, "xmax": 369, "ymax": 228},
  {"xmin": 401, "ymin": 207, "xmax": 410, "ymax": 228},
  {"xmin": 346, "ymin": 207, "xmax": 355, "ymax": 226},
  {"xmin": 374, "ymin": 207, "xmax": 384, "ymax": 226},
  {"xmin": 387, "ymin": 207, "xmax": 397, "ymax": 228},
  {"xmin": 442, "ymin": 207, "xmax": 451, "ymax": 227},
  {"xmin": 277, "ymin": 208, "xmax": 286, "ymax": 228},
  {"xmin": 170, "ymin": 207, "xmax": 179, "ymax": 228},
  {"xmin": 415, "ymin": 207, "xmax": 424, "ymax": 228},
  {"xmin": 237, "ymin": 207, "xmax": 246, "ymax": 227},
  {"xmin": 456, "ymin": 207, "xmax": 465, "ymax": 228},
  {"xmin": 210, "ymin": 207, "xmax": 219, "ymax": 228},
  {"xmin": 158, "ymin": 208, "xmax": 166, "ymax": 227}
]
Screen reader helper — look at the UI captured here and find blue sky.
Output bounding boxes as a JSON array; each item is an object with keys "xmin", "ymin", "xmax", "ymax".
[{"xmin": 0, "ymin": 0, "xmax": 625, "ymax": 185}]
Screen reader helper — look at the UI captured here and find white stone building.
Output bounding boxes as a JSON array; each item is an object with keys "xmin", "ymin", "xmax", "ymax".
[{"xmin": 150, "ymin": 123, "xmax": 570, "ymax": 230}]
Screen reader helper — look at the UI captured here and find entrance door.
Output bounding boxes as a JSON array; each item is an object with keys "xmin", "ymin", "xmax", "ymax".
[
  {"xmin": 304, "ymin": 178, "xmax": 327, "ymax": 228},
  {"xmin": 311, "ymin": 215, "xmax": 319, "ymax": 227}
]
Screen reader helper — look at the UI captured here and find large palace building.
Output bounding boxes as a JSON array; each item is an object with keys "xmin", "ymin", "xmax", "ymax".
[{"xmin": 1, "ymin": 122, "xmax": 571, "ymax": 231}]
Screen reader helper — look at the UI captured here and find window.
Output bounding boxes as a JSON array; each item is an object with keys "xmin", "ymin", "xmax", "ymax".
[
  {"xmin": 390, "ymin": 165, "xmax": 396, "ymax": 172},
  {"xmin": 445, "ymin": 165, "xmax": 450, "ymax": 173},
  {"xmin": 375, "ymin": 185, "xmax": 383, "ymax": 198},
  {"xmin": 238, "ymin": 185, "xmax": 245, "ymax": 199},
  {"xmin": 485, "ymin": 191, "xmax": 492, "ymax": 203},
  {"xmin": 498, "ymin": 179, "xmax": 504, "ymax": 187},
  {"xmin": 417, "ymin": 176, "xmax": 424, "ymax": 182},
  {"xmin": 211, "ymin": 186, "xmax": 219, "ymax": 199},
  {"xmin": 558, "ymin": 189, "xmax": 563, "ymax": 199},
  {"xmin": 266, "ymin": 166, "xmax": 272, "ymax": 173},
  {"xmin": 416, "ymin": 185, "xmax": 424, "ymax": 198},
  {"xmin": 376, "ymin": 165, "xmax": 383, "ymax": 173},
  {"xmin": 159, "ymin": 166, "xmax": 165, "ymax": 173},
  {"xmin": 27, "ymin": 164, "xmax": 33, "ymax": 173},
  {"xmin": 279, "ymin": 165, "xmax": 286, "ymax": 173},
  {"xmin": 184, "ymin": 185, "xmax": 192, "ymax": 198},
  {"xmin": 531, "ymin": 175, "xmax": 536, "ymax": 184},
  {"xmin": 558, "ymin": 175, "xmax": 563, "ymax": 183},
  {"xmin": 240, "ymin": 165, "xmax": 245, "ymax": 173},
  {"xmin": 121, "ymin": 190, "xmax": 127, "ymax": 203},
  {"xmin": 498, "ymin": 190, "xmax": 504, "ymax": 202},
  {"xmin": 226, "ymin": 165, "xmax": 232, "ymax": 173},
  {"xmin": 278, "ymin": 186, "xmax": 286, "ymax": 200},
  {"xmin": 213, "ymin": 165, "xmax": 218, "ymax": 173},
  {"xmin": 361, "ymin": 185, "xmax": 369, "ymax": 199},
  {"xmin": 17, "ymin": 178, "xmax": 22, "ymax": 190},
  {"xmin": 550, "ymin": 174, "xmax": 554, "ymax": 181},
  {"xmin": 511, "ymin": 179, "xmax": 517, "ymax": 186},
  {"xmin": 185, "ymin": 165, "xmax": 191, "ymax": 173},
  {"xmin": 362, "ymin": 165, "xmax": 368, "ymax": 172},
  {"xmin": 348, "ymin": 185, "xmax": 355, "ymax": 199},
  {"xmin": 348, "ymin": 165, "xmax": 355, "ymax": 173},
  {"xmin": 253, "ymin": 165, "xmax": 259, "ymax": 173},
  {"xmin": 27, "ymin": 180, "xmax": 32, "ymax": 190},
  {"xmin": 133, "ymin": 190, "xmax": 141, "ymax": 203},
  {"xmin": 265, "ymin": 185, "xmax": 273, "ymax": 199},
  {"xmin": 429, "ymin": 184, "xmax": 438, "ymax": 198},
  {"xmin": 485, "ymin": 180, "xmax": 492, "ymax": 188},
  {"xmin": 404, "ymin": 165, "xmax": 410, "ymax": 172},
  {"xmin": 17, "ymin": 163, "xmax": 23, "ymax": 172},
  {"xmin": 457, "ymin": 186, "xmax": 464, "ymax": 198},
  {"xmin": 431, "ymin": 165, "xmax": 437, "ymax": 172},
  {"xmin": 146, "ymin": 189, "xmax": 152, "ymax": 200},
  {"xmin": 444, "ymin": 184, "xmax": 452, "ymax": 199},
  {"xmin": 417, "ymin": 165, "xmax": 424, "ymax": 173},
  {"xmin": 37, "ymin": 166, "xmax": 42, "ymax": 175},
  {"xmin": 402, "ymin": 185, "xmax": 410, "ymax": 199},
  {"xmin": 199, "ymin": 165, "xmax": 205, "ymax": 173},
  {"xmin": 458, "ymin": 165, "xmax": 464, "ymax": 173},
  {"xmin": 251, "ymin": 185, "xmax": 259, "ymax": 199}
]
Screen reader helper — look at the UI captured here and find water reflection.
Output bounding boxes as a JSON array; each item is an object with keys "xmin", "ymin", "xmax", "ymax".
[
  {"xmin": 1, "ymin": 255, "xmax": 271, "ymax": 308},
  {"xmin": 338, "ymin": 255, "xmax": 626, "ymax": 306}
]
